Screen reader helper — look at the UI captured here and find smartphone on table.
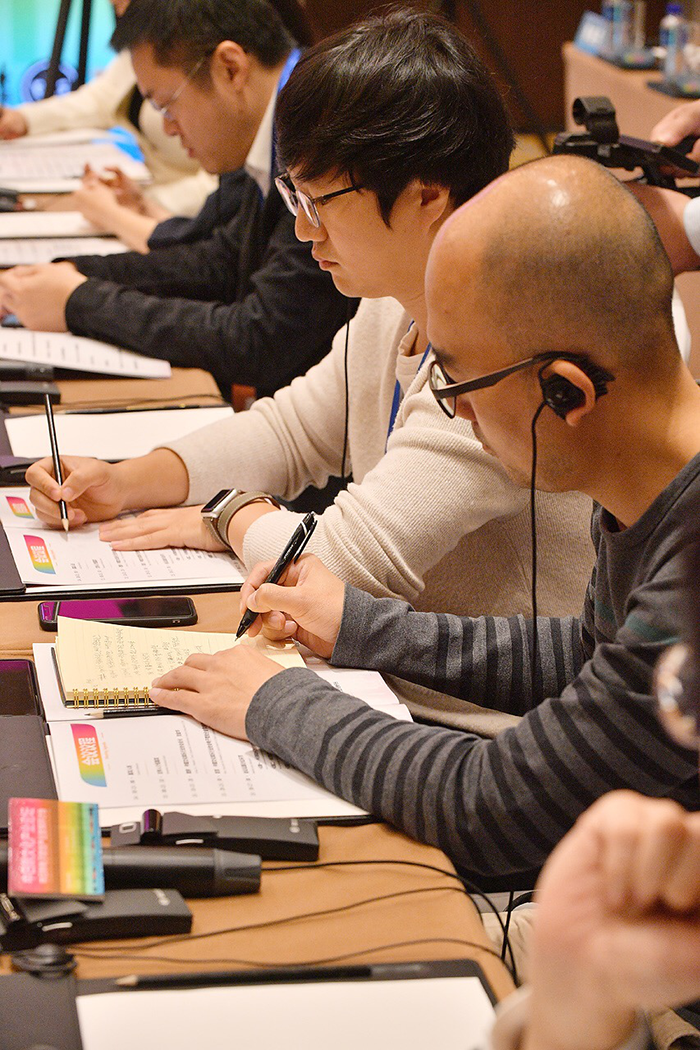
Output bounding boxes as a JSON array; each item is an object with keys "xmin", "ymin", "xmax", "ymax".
[
  {"xmin": 0, "ymin": 659, "xmax": 42, "ymax": 715},
  {"xmin": 38, "ymin": 596, "xmax": 198, "ymax": 631}
]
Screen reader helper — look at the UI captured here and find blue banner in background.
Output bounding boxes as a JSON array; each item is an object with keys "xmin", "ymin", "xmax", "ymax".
[{"xmin": 0, "ymin": 0, "xmax": 116, "ymax": 107}]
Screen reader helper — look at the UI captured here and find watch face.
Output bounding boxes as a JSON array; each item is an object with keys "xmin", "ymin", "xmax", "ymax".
[{"xmin": 202, "ymin": 489, "xmax": 233, "ymax": 515}]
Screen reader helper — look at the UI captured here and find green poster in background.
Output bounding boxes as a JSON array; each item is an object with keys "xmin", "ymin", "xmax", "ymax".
[{"xmin": 0, "ymin": 0, "xmax": 115, "ymax": 106}]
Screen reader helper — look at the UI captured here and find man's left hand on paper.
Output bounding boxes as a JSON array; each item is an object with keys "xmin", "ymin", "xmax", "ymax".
[
  {"xmin": 0, "ymin": 262, "xmax": 87, "ymax": 331},
  {"xmin": 149, "ymin": 643, "xmax": 284, "ymax": 740},
  {"xmin": 100, "ymin": 505, "xmax": 226, "ymax": 553}
]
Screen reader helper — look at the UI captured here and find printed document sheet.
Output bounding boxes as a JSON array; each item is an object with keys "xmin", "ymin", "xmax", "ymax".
[
  {"xmin": 0, "ymin": 329, "xmax": 170, "ymax": 378},
  {"xmin": 0, "ymin": 488, "xmax": 244, "ymax": 592},
  {"xmin": 0, "ymin": 211, "xmax": 102, "ymax": 238},
  {"xmin": 0, "ymin": 238, "xmax": 128, "ymax": 267},
  {"xmin": 34, "ymin": 641, "xmax": 409, "ymax": 821},
  {"xmin": 5, "ymin": 406, "xmax": 233, "ymax": 460},
  {"xmin": 0, "ymin": 141, "xmax": 150, "ymax": 192}
]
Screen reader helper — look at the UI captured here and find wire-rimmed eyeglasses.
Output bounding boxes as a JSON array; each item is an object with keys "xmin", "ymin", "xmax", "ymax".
[{"xmin": 147, "ymin": 56, "xmax": 206, "ymax": 122}]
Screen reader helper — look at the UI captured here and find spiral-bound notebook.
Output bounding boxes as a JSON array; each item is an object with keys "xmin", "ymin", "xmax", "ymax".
[{"xmin": 54, "ymin": 616, "xmax": 304, "ymax": 711}]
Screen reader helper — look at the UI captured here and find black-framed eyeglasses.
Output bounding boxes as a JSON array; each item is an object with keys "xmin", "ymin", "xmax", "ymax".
[
  {"xmin": 429, "ymin": 353, "xmax": 562, "ymax": 419},
  {"xmin": 654, "ymin": 642, "xmax": 700, "ymax": 751},
  {"xmin": 147, "ymin": 56, "xmax": 206, "ymax": 122},
  {"xmin": 275, "ymin": 172, "xmax": 363, "ymax": 228}
]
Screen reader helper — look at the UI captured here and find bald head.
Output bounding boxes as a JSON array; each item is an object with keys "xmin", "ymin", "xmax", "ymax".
[{"xmin": 429, "ymin": 155, "xmax": 678, "ymax": 375}]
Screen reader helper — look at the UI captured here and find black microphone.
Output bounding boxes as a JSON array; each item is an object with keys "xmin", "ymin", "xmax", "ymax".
[{"xmin": 0, "ymin": 843, "xmax": 261, "ymax": 898}]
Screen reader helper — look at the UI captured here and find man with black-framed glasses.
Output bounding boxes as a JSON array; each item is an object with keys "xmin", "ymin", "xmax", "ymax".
[
  {"xmin": 143, "ymin": 155, "xmax": 700, "ymax": 890},
  {"xmin": 0, "ymin": 0, "xmax": 349, "ymax": 400}
]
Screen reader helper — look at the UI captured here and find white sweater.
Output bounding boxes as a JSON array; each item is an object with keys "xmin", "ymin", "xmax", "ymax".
[
  {"xmin": 166, "ymin": 296, "xmax": 595, "ymax": 725},
  {"xmin": 17, "ymin": 51, "xmax": 216, "ymax": 216}
]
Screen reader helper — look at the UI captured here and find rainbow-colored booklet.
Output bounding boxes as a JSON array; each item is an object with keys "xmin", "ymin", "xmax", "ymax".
[{"xmin": 8, "ymin": 797, "xmax": 104, "ymax": 899}]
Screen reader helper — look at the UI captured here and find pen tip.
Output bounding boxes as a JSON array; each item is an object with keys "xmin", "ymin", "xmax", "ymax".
[{"xmin": 62, "ymin": 519, "xmax": 70, "ymax": 533}]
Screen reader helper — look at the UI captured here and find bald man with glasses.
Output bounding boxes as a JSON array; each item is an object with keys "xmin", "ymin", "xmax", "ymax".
[{"xmin": 140, "ymin": 156, "xmax": 700, "ymax": 888}]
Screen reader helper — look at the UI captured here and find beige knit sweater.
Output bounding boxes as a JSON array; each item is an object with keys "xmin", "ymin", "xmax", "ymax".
[{"xmin": 166, "ymin": 296, "xmax": 595, "ymax": 726}]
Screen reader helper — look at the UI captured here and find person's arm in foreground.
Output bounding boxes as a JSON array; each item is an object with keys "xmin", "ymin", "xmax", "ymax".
[
  {"xmin": 146, "ymin": 556, "xmax": 698, "ymax": 880},
  {"xmin": 516, "ymin": 791, "xmax": 700, "ymax": 1050},
  {"xmin": 627, "ymin": 102, "xmax": 700, "ymax": 274},
  {"xmin": 0, "ymin": 201, "xmax": 347, "ymax": 393},
  {"xmin": 652, "ymin": 99, "xmax": 700, "ymax": 164}
]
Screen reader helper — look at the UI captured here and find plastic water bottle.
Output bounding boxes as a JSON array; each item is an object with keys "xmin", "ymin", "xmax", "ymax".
[
  {"xmin": 660, "ymin": 2, "xmax": 688, "ymax": 83},
  {"xmin": 611, "ymin": 0, "xmax": 632, "ymax": 55}
]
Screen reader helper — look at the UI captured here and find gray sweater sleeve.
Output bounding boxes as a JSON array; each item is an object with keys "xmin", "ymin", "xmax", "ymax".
[{"xmin": 246, "ymin": 586, "xmax": 698, "ymax": 880}]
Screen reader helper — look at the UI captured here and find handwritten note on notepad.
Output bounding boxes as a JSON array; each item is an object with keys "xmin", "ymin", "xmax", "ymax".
[{"xmin": 55, "ymin": 617, "xmax": 304, "ymax": 708}]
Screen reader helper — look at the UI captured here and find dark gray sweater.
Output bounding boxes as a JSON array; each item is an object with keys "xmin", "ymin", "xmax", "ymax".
[{"xmin": 247, "ymin": 454, "xmax": 700, "ymax": 881}]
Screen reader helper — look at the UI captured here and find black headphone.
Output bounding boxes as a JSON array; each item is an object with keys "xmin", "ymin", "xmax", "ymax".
[{"xmin": 538, "ymin": 354, "xmax": 615, "ymax": 420}]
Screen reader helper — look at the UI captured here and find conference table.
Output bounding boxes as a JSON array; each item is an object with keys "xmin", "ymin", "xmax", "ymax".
[{"xmin": 0, "ymin": 367, "xmax": 514, "ymax": 1001}]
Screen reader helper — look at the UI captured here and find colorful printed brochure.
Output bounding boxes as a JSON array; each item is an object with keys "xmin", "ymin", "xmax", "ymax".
[{"xmin": 8, "ymin": 797, "xmax": 104, "ymax": 899}]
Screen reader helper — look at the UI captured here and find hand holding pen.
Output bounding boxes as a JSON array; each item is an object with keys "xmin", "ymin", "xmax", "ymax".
[
  {"xmin": 43, "ymin": 393, "xmax": 69, "ymax": 533},
  {"xmin": 235, "ymin": 513, "xmax": 317, "ymax": 639}
]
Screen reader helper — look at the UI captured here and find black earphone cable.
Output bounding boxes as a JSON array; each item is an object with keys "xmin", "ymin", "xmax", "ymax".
[
  {"xmin": 529, "ymin": 400, "xmax": 546, "ymax": 702},
  {"xmin": 340, "ymin": 298, "xmax": 354, "ymax": 481}
]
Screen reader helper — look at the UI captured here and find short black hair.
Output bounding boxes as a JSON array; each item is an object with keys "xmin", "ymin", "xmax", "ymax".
[
  {"xmin": 275, "ymin": 7, "xmax": 514, "ymax": 223},
  {"xmin": 111, "ymin": 0, "xmax": 294, "ymax": 71}
]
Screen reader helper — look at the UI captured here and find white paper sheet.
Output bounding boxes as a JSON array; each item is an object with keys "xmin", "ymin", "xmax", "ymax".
[
  {"xmin": 0, "ymin": 129, "xmax": 109, "ymax": 148},
  {"xmin": 0, "ymin": 211, "xmax": 101, "ymax": 238},
  {"xmin": 0, "ymin": 329, "xmax": 170, "ymax": 378},
  {"xmin": 0, "ymin": 488, "xmax": 244, "ymax": 591},
  {"xmin": 0, "ymin": 141, "xmax": 150, "ymax": 187},
  {"xmin": 77, "ymin": 975, "xmax": 495, "ymax": 1050},
  {"xmin": 6, "ymin": 406, "xmax": 233, "ymax": 459},
  {"xmin": 0, "ymin": 238, "xmax": 128, "ymax": 267}
]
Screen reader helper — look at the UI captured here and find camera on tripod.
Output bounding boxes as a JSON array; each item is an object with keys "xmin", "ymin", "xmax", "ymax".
[{"xmin": 553, "ymin": 95, "xmax": 700, "ymax": 193}]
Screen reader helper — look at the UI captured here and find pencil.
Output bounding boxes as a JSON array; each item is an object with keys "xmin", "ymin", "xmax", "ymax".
[{"xmin": 43, "ymin": 392, "xmax": 69, "ymax": 533}]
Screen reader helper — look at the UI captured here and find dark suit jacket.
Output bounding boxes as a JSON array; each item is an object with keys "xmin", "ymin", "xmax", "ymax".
[{"xmin": 64, "ymin": 174, "xmax": 351, "ymax": 398}]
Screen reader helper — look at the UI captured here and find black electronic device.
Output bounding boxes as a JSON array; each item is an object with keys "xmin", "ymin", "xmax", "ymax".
[
  {"xmin": 0, "ymin": 716, "xmax": 57, "ymax": 831},
  {"xmin": 0, "ymin": 360, "xmax": 54, "ymax": 380},
  {"xmin": 0, "ymin": 842, "xmax": 261, "ymax": 898},
  {"xmin": 39, "ymin": 595, "xmax": 198, "ymax": 631},
  {"xmin": 0, "ymin": 187, "xmax": 20, "ymax": 212},
  {"xmin": 0, "ymin": 659, "xmax": 42, "ymax": 716},
  {"xmin": 110, "ymin": 808, "xmax": 320, "ymax": 862},
  {"xmin": 0, "ymin": 887, "xmax": 192, "ymax": 950},
  {"xmin": 0, "ymin": 381, "xmax": 60, "ymax": 406},
  {"xmin": 0, "ymin": 456, "xmax": 36, "ymax": 485},
  {"xmin": 553, "ymin": 96, "xmax": 700, "ymax": 191}
]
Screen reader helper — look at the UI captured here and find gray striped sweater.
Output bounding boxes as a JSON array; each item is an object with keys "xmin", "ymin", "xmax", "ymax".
[{"xmin": 247, "ymin": 455, "xmax": 700, "ymax": 880}]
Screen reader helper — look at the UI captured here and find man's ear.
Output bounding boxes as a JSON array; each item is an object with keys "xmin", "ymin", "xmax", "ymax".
[
  {"xmin": 541, "ymin": 359, "xmax": 598, "ymax": 427},
  {"xmin": 419, "ymin": 182, "xmax": 453, "ymax": 223},
  {"xmin": 211, "ymin": 40, "xmax": 250, "ymax": 92}
]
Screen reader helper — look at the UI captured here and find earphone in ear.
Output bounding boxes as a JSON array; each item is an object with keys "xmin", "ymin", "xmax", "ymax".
[
  {"xmin": 539, "ymin": 373, "xmax": 585, "ymax": 419},
  {"xmin": 537, "ymin": 355, "xmax": 614, "ymax": 420}
]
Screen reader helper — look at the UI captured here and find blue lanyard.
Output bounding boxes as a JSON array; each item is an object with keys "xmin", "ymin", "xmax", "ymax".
[
  {"xmin": 270, "ymin": 48, "xmax": 301, "ymax": 182},
  {"xmin": 386, "ymin": 337, "xmax": 432, "ymax": 451}
]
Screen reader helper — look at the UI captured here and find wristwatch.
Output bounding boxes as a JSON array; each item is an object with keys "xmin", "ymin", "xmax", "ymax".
[{"xmin": 201, "ymin": 489, "xmax": 280, "ymax": 550}]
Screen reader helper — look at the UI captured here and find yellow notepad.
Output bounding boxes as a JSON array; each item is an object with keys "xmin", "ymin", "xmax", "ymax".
[{"xmin": 54, "ymin": 616, "xmax": 304, "ymax": 709}]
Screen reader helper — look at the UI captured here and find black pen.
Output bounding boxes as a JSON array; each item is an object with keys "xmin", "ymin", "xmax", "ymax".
[
  {"xmin": 44, "ymin": 392, "xmax": 69, "ymax": 532},
  {"xmin": 236, "ymin": 512, "xmax": 317, "ymax": 639}
]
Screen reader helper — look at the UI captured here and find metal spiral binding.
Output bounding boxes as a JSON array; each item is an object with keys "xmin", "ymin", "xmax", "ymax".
[{"xmin": 67, "ymin": 687, "xmax": 155, "ymax": 708}]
